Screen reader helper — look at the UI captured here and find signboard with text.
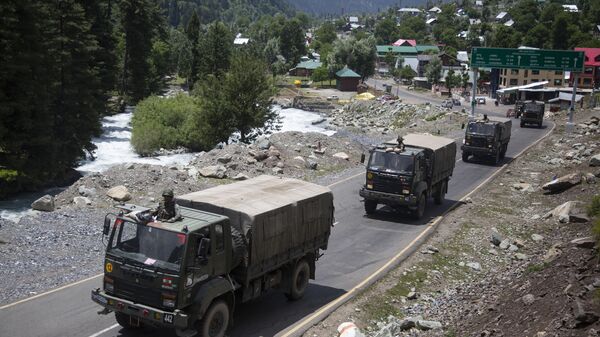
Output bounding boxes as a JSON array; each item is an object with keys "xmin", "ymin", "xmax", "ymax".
[{"xmin": 471, "ymin": 47, "xmax": 584, "ymax": 72}]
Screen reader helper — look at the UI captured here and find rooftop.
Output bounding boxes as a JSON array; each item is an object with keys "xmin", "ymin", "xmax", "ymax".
[
  {"xmin": 295, "ymin": 59, "xmax": 322, "ymax": 70},
  {"xmin": 336, "ymin": 67, "xmax": 361, "ymax": 78}
]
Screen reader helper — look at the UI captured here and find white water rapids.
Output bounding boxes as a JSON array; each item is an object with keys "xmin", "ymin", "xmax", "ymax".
[{"xmin": 0, "ymin": 106, "xmax": 334, "ymax": 221}]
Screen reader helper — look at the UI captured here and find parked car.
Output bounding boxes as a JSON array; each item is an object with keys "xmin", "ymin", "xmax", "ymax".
[
  {"xmin": 476, "ymin": 97, "xmax": 486, "ymax": 104},
  {"xmin": 326, "ymin": 95, "xmax": 339, "ymax": 101},
  {"xmin": 452, "ymin": 98, "xmax": 461, "ymax": 106},
  {"xmin": 441, "ymin": 100, "xmax": 453, "ymax": 108}
]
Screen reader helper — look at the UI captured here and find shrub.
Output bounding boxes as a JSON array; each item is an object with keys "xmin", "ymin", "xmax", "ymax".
[
  {"xmin": 131, "ymin": 94, "xmax": 203, "ymax": 156},
  {"xmin": 588, "ymin": 195, "xmax": 600, "ymax": 217}
]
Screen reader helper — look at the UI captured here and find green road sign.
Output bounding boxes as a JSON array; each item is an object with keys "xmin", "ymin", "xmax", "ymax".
[{"xmin": 471, "ymin": 47, "xmax": 584, "ymax": 72}]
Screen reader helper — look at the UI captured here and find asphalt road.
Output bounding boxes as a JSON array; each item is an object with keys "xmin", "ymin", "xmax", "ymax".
[{"xmin": 0, "ymin": 106, "xmax": 552, "ymax": 337}]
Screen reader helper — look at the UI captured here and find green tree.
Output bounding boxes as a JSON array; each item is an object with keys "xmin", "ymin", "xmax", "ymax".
[
  {"xmin": 314, "ymin": 21, "xmax": 337, "ymax": 47},
  {"xmin": 551, "ymin": 13, "xmax": 570, "ymax": 50},
  {"xmin": 399, "ymin": 65, "xmax": 416, "ymax": 81},
  {"xmin": 374, "ymin": 16, "xmax": 397, "ymax": 44},
  {"xmin": 509, "ymin": 0, "xmax": 540, "ymax": 34},
  {"xmin": 492, "ymin": 26, "xmax": 521, "ymax": 48},
  {"xmin": 521, "ymin": 23, "xmax": 550, "ymax": 48},
  {"xmin": 331, "ymin": 36, "xmax": 377, "ymax": 81},
  {"xmin": 185, "ymin": 10, "xmax": 200, "ymax": 88},
  {"xmin": 311, "ymin": 66, "xmax": 330, "ymax": 86},
  {"xmin": 425, "ymin": 57, "xmax": 442, "ymax": 86},
  {"xmin": 444, "ymin": 69, "xmax": 458, "ymax": 97},
  {"xmin": 197, "ymin": 21, "xmax": 233, "ymax": 79},
  {"xmin": 279, "ymin": 18, "xmax": 306, "ymax": 67},
  {"xmin": 168, "ymin": 28, "xmax": 193, "ymax": 81}
]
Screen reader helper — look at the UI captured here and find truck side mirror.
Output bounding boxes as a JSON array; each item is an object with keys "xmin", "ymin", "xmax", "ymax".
[
  {"xmin": 360, "ymin": 153, "xmax": 365, "ymax": 164},
  {"xmin": 103, "ymin": 217, "xmax": 111, "ymax": 236},
  {"xmin": 197, "ymin": 238, "xmax": 211, "ymax": 264}
]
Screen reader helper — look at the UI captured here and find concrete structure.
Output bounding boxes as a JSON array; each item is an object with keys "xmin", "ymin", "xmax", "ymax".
[
  {"xmin": 562, "ymin": 4, "xmax": 578, "ymax": 12},
  {"xmin": 499, "ymin": 68, "xmax": 565, "ymax": 88},
  {"xmin": 428, "ymin": 6, "xmax": 442, "ymax": 13},
  {"xmin": 571, "ymin": 48, "xmax": 600, "ymax": 89},
  {"xmin": 495, "ymin": 11, "xmax": 510, "ymax": 22},
  {"xmin": 336, "ymin": 67, "xmax": 361, "ymax": 91},
  {"xmin": 398, "ymin": 8, "xmax": 422, "ymax": 16},
  {"xmin": 548, "ymin": 92, "xmax": 583, "ymax": 110}
]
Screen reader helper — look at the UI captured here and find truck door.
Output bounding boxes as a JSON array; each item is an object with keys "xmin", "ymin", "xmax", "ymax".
[{"xmin": 211, "ymin": 222, "xmax": 227, "ymax": 276}]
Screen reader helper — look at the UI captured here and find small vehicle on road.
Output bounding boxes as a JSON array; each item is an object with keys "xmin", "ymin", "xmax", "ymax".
[{"xmin": 476, "ymin": 97, "xmax": 486, "ymax": 104}]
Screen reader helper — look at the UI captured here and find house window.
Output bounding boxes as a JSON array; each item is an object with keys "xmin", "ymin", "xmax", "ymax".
[
  {"xmin": 532, "ymin": 70, "xmax": 540, "ymax": 75},
  {"xmin": 510, "ymin": 69, "xmax": 519, "ymax": 75},
  {"xmin": 523, "ymin": 80, "xmax": 527, "ymax": 85},
  {"xmin": 554, "ymin": 79, "xmax": 562, "ymax": 86},
  {"xmin": 524, "ymin": 69, "xmax": 528, "ymax": 77},
  {"xmin": 555, "ymin": 70, "xmax": 563, "ymax": 75},
  {"xmin": 583, "ymin": 78, "xmax": 592, "ymax": 86},
  {"xmin": 509, "ymin": 78, "xmax": 518, "ymax": 86},
  {"xmin": 531, "ymin": 79, "xmax": 538, "ymax": 83},
  {"xmin": 503, "ymin": 69, "xmax": 507, "ymax": 75},
  {"xmin": 502, "ymin": 78, "xmax": 506, "ymax": 86}
]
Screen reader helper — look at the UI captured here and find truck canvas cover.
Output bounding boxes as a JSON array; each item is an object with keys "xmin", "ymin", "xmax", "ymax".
[
  {"xmin": 176, "ymin": 175, "xmax": 334, "ymax": 279},
  {"xmin": 403, "ymin": 133, "xmax": 457, "ymax": 185}
]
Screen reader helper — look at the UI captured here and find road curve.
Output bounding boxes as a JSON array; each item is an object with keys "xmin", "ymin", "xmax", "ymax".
[{"xmin": 0, "ymin": 118, "xmax": 553, "ymax": 337}]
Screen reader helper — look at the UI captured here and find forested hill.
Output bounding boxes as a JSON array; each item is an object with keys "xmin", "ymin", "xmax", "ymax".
[
  {"xmin": 160, "ymin": 0, "xmax": 295, "ymax": 27},
  {"xmin": 288, "ymin": 0, "xmax": 431, "ymax": 15}
]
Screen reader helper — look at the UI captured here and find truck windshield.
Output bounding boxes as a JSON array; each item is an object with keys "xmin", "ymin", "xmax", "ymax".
[
  {"xmin": 525, "ymin": 103, "xmax": 543, "ymax": 112},
  {"xmin": 467, "ymin": 123, "xmax": 495, "ymax": 135},
  {"xmin": 108, "ymin": 220, "xmax": 186, "ymax": 272},
  {"xmin": 369, "ymin": 151, "xmax": 414, "ymax": 173}
]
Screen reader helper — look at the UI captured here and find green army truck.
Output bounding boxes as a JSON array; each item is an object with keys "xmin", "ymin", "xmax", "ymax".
[
  {"xmin": 359, "ymin": 134, "xmax": 456, "ymax": 219},
  {"xmin": 91, "ymin": 175, "xmax": 334, "ymax": 337},
  {"xmin": 519, "ymin": 100, "xmax": 545, "ymax": 128},
  {"xmin": 461, "ymin": 115, "xmax": 512, "ymax": 164}
]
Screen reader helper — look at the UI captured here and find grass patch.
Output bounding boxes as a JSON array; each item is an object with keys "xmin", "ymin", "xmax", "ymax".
[
  {"xmin": 362, "ymin": 299, "xmax": 402, "ymax": 322},
  {"xmin": 425, "ymin": 112, "xmax": 446, "ymax": 122},
  {"xmin": 525, "ymin": 262, "xmax": 549, "ymax": 274},
  {"xmin": 588, "ymin": 195, "xmax": 600, "ymax": 217}
]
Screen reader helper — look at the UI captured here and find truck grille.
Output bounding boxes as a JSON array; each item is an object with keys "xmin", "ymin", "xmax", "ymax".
[
  {"xmin": 524, "ymin": 112, "xmax": 538, "ymax": 119},
  {"xmin": 469, "ymin": 137, "xmax": 487, "ymax": 147},
  {"xmin": 372, "ymin": 174, "xmax": 404, "ymax": 194},
  {"xmin": 114, "ymin": 279, "xmax": 162, "ymax": 308}
]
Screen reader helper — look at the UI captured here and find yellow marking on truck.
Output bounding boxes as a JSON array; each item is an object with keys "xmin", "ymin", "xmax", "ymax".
[{"xmin": 105, "ymin": 262, "xmax": 112, "ymax": 273}]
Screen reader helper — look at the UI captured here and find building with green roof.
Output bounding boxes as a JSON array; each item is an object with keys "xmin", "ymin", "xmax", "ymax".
[
  {"xmin": 289, "ymin": 59, "xmax": 322, "ymax": 77},
  {"xmin": 335, "ymin": 67, "xmax": 361, "ymax": 91}
]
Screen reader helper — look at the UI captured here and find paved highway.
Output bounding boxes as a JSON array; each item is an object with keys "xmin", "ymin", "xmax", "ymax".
[{"xmin": 0, "ymin": 101, "xmax": 552, "ymax": 337}]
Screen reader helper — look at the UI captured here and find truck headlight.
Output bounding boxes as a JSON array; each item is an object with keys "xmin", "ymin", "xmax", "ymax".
[
  {"xmin": 402, "ymin": 189, "xmax": 410, "ymax": 194},
  {"xmin": 104, "ymin": 276, "xmax": 114, "ymax": 293},
  {"xmin": 162, "ymin": 294, "xmax": 176, "ymax": 308},
  {"xmin": 186, "ymin": 274, "xmax": 193, "ymax": 287},
  {"xmin": 488, "ymin": 144, "xmax": 492, "ymax": 148},
  {"xmin": 462, "ymin": 139, "xmax": 466, "ymax": 144},
  {"xmin": 366, "ymin": 184, "xmax": 373, "ymax": 189}
]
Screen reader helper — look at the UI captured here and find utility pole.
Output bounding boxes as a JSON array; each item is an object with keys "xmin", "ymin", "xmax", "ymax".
[
  {"xmin": 567, "ymin": 72, "xmax": 578, "ymax": 133},
  {"xmin": 471, "ymin": 68, "xmax": 478, "ymax": 119}
]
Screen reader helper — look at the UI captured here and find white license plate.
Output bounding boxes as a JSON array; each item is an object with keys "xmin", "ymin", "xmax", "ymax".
[{"xmin": 163, "ymin": 314, "xmax": 174, "ymax": 324}]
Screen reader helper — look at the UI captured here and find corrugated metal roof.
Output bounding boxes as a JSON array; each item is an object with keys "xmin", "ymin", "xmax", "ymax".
[
  {"xmin": 403, "ymin": 133, "xmax": 455, "ymax": 151},
  {"xmin": 377, "ymin": 45, "xmax": 418, "ymax": 54},
  {"xmin": 415, "ymin": 45, "xmax": 439, "ymax": 53},
  {"xmin": 176, "ymin": 175, "xmax": 331, "ymax": 218},
  {"xmin": 336, "ymin": 67, "xmax": 361, "ymax": 78},
  {"xmin": 295, "ymin": 60, "xmax": 322, "ymax": 70}
]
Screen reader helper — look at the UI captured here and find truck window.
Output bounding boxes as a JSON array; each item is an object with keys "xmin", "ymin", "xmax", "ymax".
[
  {"xmin": 214, "ymin": 223, "xmax": 224, "ymax": 253},
  {"xmin": 467, "ymin": 123, "xmax": 495, "ymax": 135},
  {"xmin": 369, "ymin": 152, "xmax": 414, "ymax": 173}
]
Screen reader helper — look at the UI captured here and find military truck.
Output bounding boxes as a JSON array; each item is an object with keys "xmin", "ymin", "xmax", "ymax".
[
  {"xmin": 519, "ymin": 100, "xmax": 545, "ymax": 128},
  {"xmin": 359, "ymin": 134, "xmax": 457, "ymax": 219},
  {"xmin": 91, "ymin": 175, "xmax": 334, "ymax": 337},
  {"xmin": 461, "ymin": 115, "xmax": 512, "ymax": 164}
]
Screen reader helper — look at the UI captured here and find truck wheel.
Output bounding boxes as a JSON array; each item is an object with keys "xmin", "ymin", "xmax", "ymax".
[
  {"xmin": 538, "ymin": 122, "xmax": 543, "ymax": 128},
  {"xmin": 197, "ymin": 300, "xmax": 229, "ymax": 337},
  {"xmin": 286, "ymin": 260, "xmax": 310, "ymax": 301},
  {"xmin": 434, "ymin": 181, "xmax": 446, "ymax": 205},
  {"xmin": 520, "ymin": 121, "xmax": 525, "ymax": 127},
  {"xmin": 412, "ymin": 193, "xmax": 426, "ymax": 220},
  {"xmin": 115, "ymin": 312, "xmax": 142, "ymax": 329},
  {"xmin": 462, "ymin": 152, "xmax": 469, "ymax": 162},
  {"xmin": 494, "ymin": 150, "xmax": 501, "ymax": 165},
  {"xmin": 364, "ymin": 200, "xmax": 377, "ymax": 215},
  {"xmin": 500, "ymin": 144, "xmax": 507, "ymax": 159}
]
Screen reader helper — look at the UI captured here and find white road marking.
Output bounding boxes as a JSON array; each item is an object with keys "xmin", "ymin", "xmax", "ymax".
[{"xmin": 87, "ymin": 323, "xmax": 119, "ymax": 337}]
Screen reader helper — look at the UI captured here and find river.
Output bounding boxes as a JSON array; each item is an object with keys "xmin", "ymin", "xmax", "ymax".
[{"xmin": 0, "ymin": 106, "xmax": 334, "ymax": 221}]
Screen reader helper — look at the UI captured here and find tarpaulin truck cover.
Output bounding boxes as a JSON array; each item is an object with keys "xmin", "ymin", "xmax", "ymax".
[
  {"xmin": 176, "ymin": 175, "xmax": 334, "ymax": 279},
  {"xmin": 403, "ymin": 133, "xmax": 457, "ymax": 185}
]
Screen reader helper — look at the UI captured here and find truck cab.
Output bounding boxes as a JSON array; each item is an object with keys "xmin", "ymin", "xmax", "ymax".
[
  {"xmin": 92, "ymin": 205, "xmax": 239, "ymax": 337},
  {"xmin": 462, "ymin": 115, "xmax": 512, "ymax": 164},
  {"xmin": 519, "ymin": 100, "xmax": 545, "ymax": 128}
]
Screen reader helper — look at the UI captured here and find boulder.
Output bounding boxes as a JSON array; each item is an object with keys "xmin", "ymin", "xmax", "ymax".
[
  {"xmin": 106, "ymin": 186, "xmax": 131, "ymax": 202},
  {"xmin": 199, "ymin": 165, "xmax": 227, "ymax": 179},
  {"xmin": 272, "ymin": 167, "xmax": 283, "ymax": 174},
  {"xmin": 522, "ymin": 294, "xmax": 535, "ymax": 305},
  {"xmin": 544, "ymin": 247, "xmax": 562, "ymax": 263},
  {"xmin": 590, "ymin": 154, "xmax": 600, "ymax": 167},
  {"xmin": 466, "ymin": 262, "xmax": 481, "ymax": 271},
  {"xmin": 31, "ymin": 195, "xmax": 55, "ymax": 212},
  {"xmin": 584, "ymin": 173, "xmax": 597, "ymax": 184},
  {"xmin": 333, "ymin": 152, "xmax": 350, "ymax": 161},
  {"xmin": 416, "ymin": 320, "xmax": 442, "ymax": 331},
  {"xmin": 499, "ymin": 239, "xmax": 511, "ymax": 250},
  {"xmin": 78, "ymin": 186, "xmax": 97, "ymax": 197},
  {"xmin": 337, "ymin": 322, "xmax": 366, "ymax": 337},
  {"xmin": 293, "ymin": 156, "xmax": 305, "ymax": 164},
  {"xmin": 575, "ymin": 299, "xmax": 599, "ymax": 327},
  {"xmin": 73, "ymin": 196, "xmax": 91, "ymax": 207},
  {"xmin": 232, "ymin": 173, "xmax": 249, "ymax": 181},
  {"xmin": 545, "ymin": 201, "xmax": 582, "ymax": 223},
  {"xmin": 187, "ymin": 166, "xmax": 199, "ymax": 179},
  {"xmin": 542, "ymin": 173, "xmax": 581, "ymax": 193},
  {"xmin": 490, "ymin": 231, "xmax": 503, "ymax": 246},
  {"xmin": 515, "ymin": 253, "xmax": 528, "ymax": 260},
  {"xmin": 216, "ymin": 154, "xmax": 232, "ymax": 164},
  {"xmin": 571, "ymin": 237, "xmax": 596, "ymax": 249},
  {"xmin": 531, "ymin": 234, "xmax": 544, "ymax": 242},
  {"xmin": 306, "ymin": 159, "xmax": 318, "ymax": 170},
  {"xmin": 256, "ymin": 137, "xmax": 271, "ymax": 150}
]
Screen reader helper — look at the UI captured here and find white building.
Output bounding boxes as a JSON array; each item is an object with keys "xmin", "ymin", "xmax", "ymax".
[{"xmin": 562, "ymin": 4, "xmax": 579, "ymax": 12}]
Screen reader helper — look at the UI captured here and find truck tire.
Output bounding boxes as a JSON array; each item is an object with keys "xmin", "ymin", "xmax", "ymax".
[
  {"xmin": 364, "ymin": 200, "xmax": 377, "ymax": 215},
  {"xmin": 520, "ymin": 121, "xmax": 525, "ymax": 127},
  {"xmin": 412, "ymin": 193, "xmax": 426, "ymax": 220},
  {"xmin": 286, "ymin": 260, "xmax": 310, "ymax": 301},
  {"xmin": 538, "ymin": 122, "xmax": 542, "ymax": 128},
  {"xmin": 494, "ymin": 150, "xmax": 501, "ymax": 165},
  {"xmin": 434, "ymin": 181, "xmax": 446, "ymax": 205},
  {"xmin": 500, "ymin": 144, "xmax": 507, "ymax": 159},
  {"xmin": 462, "ymin": 152, "xmax": 469, "ymax": 162},
  {"xmin": 197, "ymin": 300, "xmax": 229, "ymax": 337},
  {"xmin": 115, "ymin": 312, "xmax": 142, "ymax": 329}
]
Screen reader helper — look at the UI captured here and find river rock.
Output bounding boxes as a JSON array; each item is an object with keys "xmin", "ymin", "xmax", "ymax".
[
  {"xmin": 590, "ymin": 154, "xmax": 600, "ymax": 167},
  {"xmin": 491, "ymin": 231, "xmax": 503, "ymax": 246},
  {"xmin": 306, "ymin": 159, "xmax": 318, "ymax": 170},
  {"xmin": 499, "ymin": 239, "xmax": 511, "ymax": 250},
  {"xmin": 466, "ymin": 262, "xmax": 481, "ymax": 271},
  {"xmin": 31, "ymin": 195, "xmax": 55, "ymax": 212},
  {"xmin": 216, "ymin": 154, "xmax": 232, "ymax": 164},
  {"xmin": 73, "ymin": 196, "xmax": 92, "ymax": 207},
  {"xmin": 542, "ymin": 173, "xmax": 581, "ymax": 193},
  {"xmin": 256, "ymin": 137, "xmax": 271, "ymax": 150},
  {"xmin": 106, "ymin": 186, "xmax": 131, "ymax": 202},
  {"xmin": 333, "ymin": 152, "xmax": 350, "ymax": 160},
  {"xmin": 232, "ymin": 173, "xmax": 249, "ymax": 181},
  {"xmin": 78, "ymin": 186, "xmax": 97, "ymax": 197},
  {"xmin": 199, "ymin": 165, "xmax": 227, "ymax": 179}
]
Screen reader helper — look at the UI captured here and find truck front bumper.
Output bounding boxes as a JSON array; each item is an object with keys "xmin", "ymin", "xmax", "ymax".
[
  {"xmin": 91, "ymin": 288, "xmax": 189, "ymax": 329},
  {"xmin": 461, "ymin": 145, "xmax": 496, "ymax": 156},
  {"xmin": 360, "ymin": 188, "xmax": 417, "ymax": 209}
]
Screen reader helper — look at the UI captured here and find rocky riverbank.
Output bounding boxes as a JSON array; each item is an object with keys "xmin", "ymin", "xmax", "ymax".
[
  {"xmin": 303, "ymin": 110, "xmax": 600, "ymax": 337},
  {"xmin": 0, "ymin": 97, "xmax": 471, "ymax": 306}
]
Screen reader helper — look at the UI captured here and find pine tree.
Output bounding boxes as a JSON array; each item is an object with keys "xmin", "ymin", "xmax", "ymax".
[
  {"xmin": 185, "ymin": 10, "xmax": 200, "ymax": 88},
  {"xmin": 197, "ymin": 21, "xmax": 233, "ymax": 80}
]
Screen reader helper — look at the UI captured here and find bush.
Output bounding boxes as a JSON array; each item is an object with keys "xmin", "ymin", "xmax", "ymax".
[
  {"xmin": 588, "ymin": 195, "xmax": 600, "ymax": 217},
  {"xmin": 131, "ymin": 94, "xmax": 204, "ymax": 155}
]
